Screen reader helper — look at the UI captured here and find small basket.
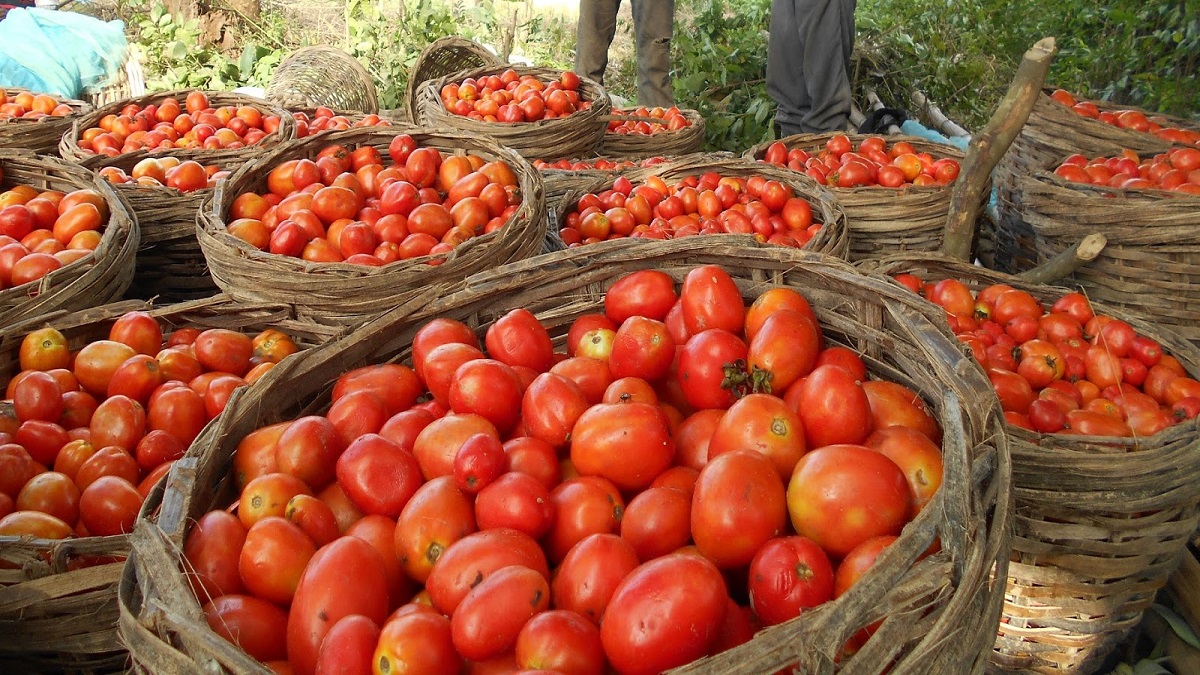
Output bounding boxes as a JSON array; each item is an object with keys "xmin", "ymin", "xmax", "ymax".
[
  {"xmin": 84, "ymin": 46, "xmax": 147, "ymax": 109},
  {"xmin": 119, "ymin": 237, "xmax": 1011, "ymax": 674},
  {"xmin": 743, "ymin": 133, "xmax": 974, "ymax": 261},
  {"xmin": 598, "ymin": 108, "xmax": 706, "ymax": 158},
  {"xmin": 0, "ymin": 88, "xmax": 91, "ymax": 153},
  {"xmin": 0, "ymin": 294, "xmax": 339, "ymax": 674},
  {"xmin": 266, "ymin": 46, "xmax": 379, "ymax": 115},
  {"xmin": 403, "ymin": 37, "xmax": 500, "ymax": 124},
  {"xmin": 864, "ymin": 252, "xmax": 1200, "ymax": 673},
  {"xmin": 197, "ymin": 126, "xmax": 546, "ymax": 325},
  {"xmin": 416, "ymin": 64, "xmax": 611, "ymax": 161},
  {"xmin": 0, "ymin": 150, "xmax": 138, "ymax": 331}
]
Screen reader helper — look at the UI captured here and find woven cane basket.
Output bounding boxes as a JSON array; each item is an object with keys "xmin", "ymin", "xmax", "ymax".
[
  {"xmin": 865, "ymin": 253, "xmax": 1200, "ymax": 674},
  {"xmin": 0, "ymin": 150, "xmax": 138, "ymax": 331},
  {"xmin": 0, "ymin": 294, "xmax": 338, "ymax": 674},
  {"xmin": 266, "ymin": 47, "xmax": 379, "ymax": 115},
  {"xmin": 197, "ymin": 125, "xmax": 545, "ymax": 324},
  {"xmin": 0, "ymin": 88, "xmax": 91, "ymax": 153},
  {"xmin": 598, "ymin": 108, "xmax": 706, "ymax": 158},
  {"xmin": 744, "ymin": 133, "xmax": 974, "ymax": 262},
  {"xmin": 537, "ymin": 154, "xmax": 686, "ymax": 243},
  {"xmin": 416, "ymin": 65, "xmax": 611, "ymax": 161},
  {"xmin": 118, "ymin": 237, "xmax": 1010, "ymax": 674},
  {"xmin": 403, "ymin": 36, "xmax": 500, "ymax": 124}
]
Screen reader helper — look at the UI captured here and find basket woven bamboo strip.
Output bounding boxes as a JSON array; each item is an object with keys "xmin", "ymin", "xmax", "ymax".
[
  {"xmin": 0, "ymin": 150, "xmax": 138, "ymax": 331},
  {"xmin": 415, "ymin": 65, "xmax": 611, "ymax": 161},
  {"xmin": 197, "ymin": 125, "xmax": 546, "ymax": 324},
  {"xmin": 863, "ymin": 253, "xmax": 1200, "ymax": 674},
  {"xmin": 598, "ymin": 108, "xmax": 706, "ymax": 158},
  {"xmin": 403, "ymin": 36, "xmax": 500, "ymax": 125},
  {"xmin": 744, "ymin": 133, "xmax": 973, "ymax": 261},
  {"xmin": 0, "ymin": 88, "xmax": 91, "ymax": 153},
  {"xmin": 58, "ymin": 90, "xmax": 297, "ymax": 167},
  {"xmin": 119, "ymin": 237, "xmax": 1011, "ymax": 674},
  {"xmin": 265, "ymin": 46, "xmax": 379, "ymax": 115}
]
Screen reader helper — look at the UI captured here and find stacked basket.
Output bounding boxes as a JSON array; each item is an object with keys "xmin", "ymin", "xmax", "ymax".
[
  {"xmin": 265, "ymin": 46, "xmax": 380, "ymax": 115},
  {"xmin": 0, "ymin": 88, "xmax": 91, "ymax": 154}
]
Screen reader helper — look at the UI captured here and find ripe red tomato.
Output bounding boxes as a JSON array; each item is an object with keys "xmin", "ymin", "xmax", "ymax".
[
  {"xmin": 608, "ymin": 316, "xmax": 676, "ymax": 382},
  {"xmin": 677, "ymin": 329, "xmax": 749, "ymax": 410},
  {"xmin": 202, "ymin": 594, "xmax": 289, "ymax": 663},
  {"xmin": 570, "ymin": 403, "xmax": 674, "ymax": 492},
  {"xmin": 15, "ymin": 419, "xmax": 70, "ymax": 466},
  {"xmin": 746, "ymin": 310, "xmax": 821, "ymax": 394},
  {"xmin": 0, "ymin": 443, "xmax": 40, "ymax": 498},
  {"xmin": 422, "ymin": 343, "xmax": 486, "ymax": 406},
  {"xmin": 549, "ymin": 356, "xmax": 614, "ymax": 405},
  {"xmin": 861, "ymin": 380, "xmax": 942, "ymax": 443},
  {"xmin": 16, "ymin": 471, "xmax": 79, "ymax": 525},
  {"xmin": 394, "ymin": 476, "xmax": 477, "ymax": 584},
  {"xmin": 515, "ymin": 609, "xmax": 606, "ymax": 675},
  {"xmin": 240, "ymin": 516, "xmax": 316, "ymax": 605},
  {"xmin": 448, "ymin": 359, "xmax": 524, "ymax": 433},
  {"xmin": 332, "ymin": 364, "xmax": 424, "ymax": 417},
  {"xmin": 192, "ymin": 329, "xmax": 254, "ymax": 377},
  {"xmin": 451, "ymin": 564, "xmax": 550, "ymax": 662},
  {"xmin": 374, "ymin": 609, "xmax": 461, "ymax": 675},
  {"xmin": 335, "ymin": 433, "xmax": 423, "ymax": 518},
  {"xmin": 274, "ymin": 415, "xmax": 343, "ymax": 491},
  {"xmin": 619, "ymin": 486, "xmax": 691, "ymax": 562},
  {"xmin": 284, "ymin": 494, "xmax": 340, "ymax": 547},
  {"xmin": 238, "ymin": 472, "xmax": 311, "ymax": 529},
  {"xmin": 604, "ymin": 270, "xmax": 678, "ymax": 323},
  {"xmin": 413, "ymin": 413, "xmax": 499, "ymax": 483},
  {"xmin": 747, "ymin": 535, "xmax": 834, "ymax": 625},
  {"xmin": 486, "ymin": 308, "xmax": 554, "ymax": 373},
  {"xmin": 707, "ymin": 393, "xmax": 807, "ymax": 480},
  {"xmin": 313, "ymin": 614, "xmax": 379, "ymax": 675},
  {"xmin": 147, "ymin": 384, "xmax": 207, "ymax": 446},
  {"xmin": 680, "ymin": 265, "xmax": 745, "ymax": 335},
  {"xmin": 411, "ymin": 319, "xmax": 480, "ymax": 383},
  {"xmin": 453, "ymin": 433, "xmax": 509, "ymax": 494},
  {"xmin": 545, "ymin": 476, "xmax": 625, "ymax": 563},
  {"xmin": 12, "ymin": 370, "xmax": 63, "ymax": 423},
  {"xmin": 424, "ymin": 528, "xmax": 549, "ymax": 615},
  {"xmin": 793, "ymin": 364, "xmax": 874, "ymax": 448},
  {"xmin": 691, "ymin": 449, "xmax": 787, "ymax": 569},
  {"xmin": 521, "ymin": 373, "xmax": 591, "ymax": 449},
  {"xmin": 863, "ymin": 425, "xmax": 945, "ymax": 516},
  {"xmin": 109, "ymin": 311, "xmax": 164, "ymax": 356},
  {"xmin": 835, "ymin": 535, "xmax": 898, "ymax": 598},
  {"xmin": 474, "ymin": 472, "xmax": 554, "ymax": 539}
]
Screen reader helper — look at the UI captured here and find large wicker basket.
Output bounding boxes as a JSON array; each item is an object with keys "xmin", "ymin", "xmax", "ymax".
[
  {"xmin": 744, "ymin": 133, "xmax": 974, "ymax": 261},
  {"xmin": 416, "ymin": 64, "xmax": 611, "ymax": 161},
  {"xmin": 0, "ymin": 150, "xmax": 138, "ymax": 331},
  {"xmin": 598, "ymin": 108, "xmax": 706, "ymax": 158},
  {"xmin": 0, "ymin": 294, "xmax": 339, "ymax": 674},
  {"xmin": 197, "ymin": 126, "xmax": 546, "ymax": 325},
  {"xmin": 118, "ymin": 238, "xmax": 1011, "ymax": 674},
  {"xmin": 865, "ymin": 253, "xmax": 1200, "ymax": 674},
  {"xmin": 0, "ymin": 88, "xmax": 91, "ymax": 153},
  {"xmin": 403, "ymin": 36, "xmax": 500, "ymax": 124},
  {"xmin": 266, "ymin": 46, "xmax": 379, "ymax": 115}
]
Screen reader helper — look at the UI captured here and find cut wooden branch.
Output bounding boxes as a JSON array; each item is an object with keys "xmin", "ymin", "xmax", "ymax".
[
  {"xmin": 911, "ymin": 90, "xmax": 971, "ymax": 139},
  {"xmin": 1015, "ymin": 232, "xmax": 1106, "ymax": 284},
  {"xmin": 942, "ymin": 37, "xmax": 1057, "ymax": 261}
]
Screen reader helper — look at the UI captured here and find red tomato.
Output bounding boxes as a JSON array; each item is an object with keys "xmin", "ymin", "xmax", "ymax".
[
  {"xmin": 379, "ymin": 409, "xmax": 437, "ymax": 453},
  {"xmin": 1051, "ymin": 291, "xmax": 1094, "ymax": 325},
  {"xmin": 0, "ymin": 443, "xmax": 40, "ymax": 498},
  {"xmin": 394, "ymin": 476, "xmax": 477, "ymax": 584},
  {"xmin": 926, "ymin": 279, "xmax": 974, "ymax": 316},
  {"xmin": 332, "ymin": 364, "xmax": 423, "ymax": 417},
  {"xmin": 793, "ymin": 364, "xmax": 873, "ymax": 448},
  {"xmin": 747, "ymin": 535, "xmax": 834, "ymax": 625},
  {"xmin": 475, "ymin": 472, "xmax": 554, "ymax": 539},
  {"xmin": 275, "ymin": 416, "xmax": 342, "ymax": 491},
  {"xmin": 454, "ymin": 433, "xmax": 509, "ymax": 494},
  {"xmin": 413, "ymin": 414, "xmax": 499, "ymax": 482},
  {"xmin": 551, "ymin": 533, "xmax": 640, "ymax": 625},
  {"xmin": 600, "ymin": 553, "xmax": 728, "ymax": 675},
  {"xmin": 1017, "ymin": 339, "xmax": 1066, "ymax": 389},
  {"xmin": 486, "ymin": 309, "xmax": 554, "ymax": 373},
  {"xmin": 425, "ymin": 528, "xmax": 549, "ymax": 615},
  {"xmin": 550, "ymin": 357, "xmax": 614, "ymax": 405},
  {"xmin": 834, "ymin": 535, "xmax": 898, "ymax": 598},
  {"xmin": 374, "ymin": 610, "xmax": 461, "ymax": 674},
  {"xmin": 89, "ymin": 394, "xmax": 146, "ymax": 451},
  {"xmin": 515, "ymin": 609, "xmax": 605, "ymax": 675},
  {"xmin": 240, "ymin": 516, "xmax": 316, "ymax": 605},
  {"xmin": 566, "ymin": 314, "xmax": 619, "ymax": 357},
  {"xmin": 336, "ymin": 434, "xmax": 423, "ymax": 518},
  {"xmin": 744, "ymin": 288, "xmax": 818, "ymax": 342},
  {"xmin": 569, "ymin": 403, "xmax": 674, "ymax": 492},
  {"xmin": 203, "ymin": 594, "xmax": 289, "ymax": 663},
  {"xmin": 12, "ymin": 370, "xmax": 63, "ymax": 423},
  {"xmin": 989, "ymin": 368, "xmax": 1036, "ymax": 414},
  {"xmin": 108, "ymin": 311, "xmax": 164, "ymax": 356},
  {"xmin": 677, "ymin": 329, "xmax": 749, "ymax": 410},
  {"xmin": 861, "ymin": 380, "xmax": 942, "ymax": 443},
  {"xmin": 503, "ymin": 436, "xmax": 561, "ymax": 491},
  {"xmin": 239, "ymin": 472, "xmax": 311, "ymax": 529},
  {"xmin": 423, "ymin": 343, "xmax": 486, "ymax": 406},
  {"xmin": 411, "ymin": 319, "xmax": 480, "ymax": 384},
  {"xmin": 452, "ymin": 565, "xmax": 550, "ymax": 662},
  {"xmin": 605, "ymin": 270, "xmax": 677, "ymax": 323},
  {"xmin": 77, "ymin": 474, "xmax": 142, "ymax": 536},
  {"xmin": 620, "ymin": 486, "xmax": 691, "ymax": 562},
  {"xmin": 449, "ymin": 359, "xmax": 524, "ymax": 433},
  {"xmin": 16, "ymin": 471, "xmax": 79, "ymax": 525},
  {"xmin": 863, "ymin": 425, "xmax": 945, "ymax": 517},
  {"xmin": 522, "ymin": 373, "xmax": 590, "ymax": 448},
  {"xmin": 314, "ymin": 614, "xmax": 379, "ymax": 675},
  {"xmin": 134, "ymin": 429, "xmax": 186, "ymax": 473},
  {"xmin": 147, "ymin": 384, "xmax": 207, "ymax": 447},
  {"xmin": 325, "ymin": 390, "xmax": 389, "ymax": 449},
  {"xmin": 608, "ymin": 317, "xmax": 676, "ymax": 382},
  {"xmin": 746, "ymin": 310, "xmax": 821, "ymax": 393},
  {"xmin": 691, "ymin": 449, "xmax": 787, "ymax": 569},
  {"xmin": 285, "ymin": 494, "xmax": 341, "ymax": 547},
  {"xmin": 545, "ymin": 477, "xmax": 625, "ymax": 563},
  {"xmin": 192, "ymin": 329, "xmax": 254, "ymax": 377},
  {"xmin": 707, "ymin": 393, "xmax": 807, "ymax": 480},
  {"xmin": 345, "ymin": 515, "xmax": 413, "ymax": 612},
  {"xmin": 0, "ymin": 510, "xmax": 73, "ymax": 539},
  {"xmin": 680, "ymin": 265, "xmax": 745, "ymax": 335}
]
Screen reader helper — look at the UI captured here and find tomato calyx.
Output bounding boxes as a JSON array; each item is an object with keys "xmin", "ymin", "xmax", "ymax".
[{"xmin": 719, "ymin": 360, "xmax": 773, "ymax": 398}]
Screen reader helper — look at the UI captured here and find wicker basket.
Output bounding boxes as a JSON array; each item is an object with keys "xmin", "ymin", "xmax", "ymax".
[
  {"xmin": 197, "ymin": 126, "xmax": 546, "ymax": 324},
  {"xmin": 863, "ymin": 252, "xmax": 1200, "ymax": 674},
  {"xmin": 266, "ymin": 47, "xmax": 379, "ymax": 115},
  {"xmin": 0, "ymin": 150, "xmax": 138, "ymax": 331},
  {"xmin": 58, "ymin": 90, "xmax": 297, "ymax": 167},
  {"xmin": 0, "ymin": 294, "xmax": 339, "ymax": 674},
  {"xmin": 743, "ymin": 133, "xmax": 974, "ymax": 262},
  {"xmin": 403, "ymin": 36, "xmax": 500, "ymax": 124},
  {"xmin": 0, "ymin": 88, "xmax": 91, "ymax": 153},
  {"xmin": 598, "ymin": 108, "xmax": 706, "ymax": 158},
  {"xmin": 547, "ymin": 156, "xmax": 850, "ymax": 260},
  {"xmin": 85, "ymin": 46, "xmax": 147, "ymax": 109},
  {"xmin": 119, "ymin": 237, "xmax": 1010, "ymax": 674},
  {"xmin": 416, "ymin": 65, "xmax": 611, "ymax": 161}
]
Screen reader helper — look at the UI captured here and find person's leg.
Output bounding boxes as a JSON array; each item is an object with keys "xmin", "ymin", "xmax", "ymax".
[
  {"xmin": 630, "ymin": 0, "xmax": 674, "ymax": 107},
  {"xmin": 797, "ymin": 0, "xmax": 855, "ymax": 132},
  {"xmin": 767, "ymin": 0, "xmax": 811, "ymax": 137},
  {"xmin": 576, "ymin": 0, "xmax": 621, "ymax": 85}
]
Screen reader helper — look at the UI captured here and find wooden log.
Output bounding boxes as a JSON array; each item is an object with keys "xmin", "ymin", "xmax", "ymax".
[
  {"xmin": 1015, "ymin": 233, "xmax": 1106, "ymax": 285},
  {"xmin": 942, "ymin": 37, "xmax": 1057, "ymax": 261},
  {"xmin": 911, "ymin": 90, "xmax": 972, "ymax": 139}
]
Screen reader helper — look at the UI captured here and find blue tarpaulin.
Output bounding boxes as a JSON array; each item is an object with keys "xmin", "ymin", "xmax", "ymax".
[{"xmin": 0, "ymin": 8, "xmax": 127, "ymax": 99}]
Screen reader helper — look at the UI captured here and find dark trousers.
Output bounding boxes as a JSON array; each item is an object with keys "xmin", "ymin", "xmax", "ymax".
[
  {"xmin": 576, "ymin": 0, "xmax": 675, "ymax": 107},
  {"xmin": 767, "ymin": 0, "xmax": 856, "ymax": 135}
]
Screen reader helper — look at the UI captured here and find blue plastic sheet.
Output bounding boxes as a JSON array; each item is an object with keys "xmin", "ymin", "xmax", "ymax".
[
  {"xmin": 900, "ymin": 119, "xmax": 971, "ymax": 152},
  {"xmin": 0, "ymin": 8, "xmax": 127, "ymax": 99}
]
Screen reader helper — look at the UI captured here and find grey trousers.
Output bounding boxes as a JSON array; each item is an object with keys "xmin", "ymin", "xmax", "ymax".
[
  {"xmin": 576, "ymin": 0, "xmax": 675, "ymax": 107},
  {"xmin": 766, "ymin": 0, "xmax": 856, "ymax": 135}
]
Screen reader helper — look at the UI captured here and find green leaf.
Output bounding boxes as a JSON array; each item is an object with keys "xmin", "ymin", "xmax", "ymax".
[
  {"xmin": 1150, "ymin": 604, "xmax": 1200, "ymax": 649},
  {"xmin": 239, "ymin": 44, "xmax": 259, "ymax": 76},
  {"xmin": 1130, "ymin": 659, "xmax": 1171, "ymax": 675},
  {"xmin": 165, "ymin": 41, "xmax": 188, "ymax": 61}
]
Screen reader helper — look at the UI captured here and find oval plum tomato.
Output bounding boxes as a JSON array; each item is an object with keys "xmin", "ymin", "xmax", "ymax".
[
  {"xmin": 89, "ymin": 394, "xmax": 146, "ymax": 451},
  {"xmin": 926, "ymin": 279, "xmax": 974, "ymax": 316},
  {"xmin": 240, "ymin": 516, "xmax": 316, "ymax": 605},
  {"xmin": 313, "ymin": 614, "xmax": 379, "ymax": 675},
  {"xmin": 335, "ymin": 434, "xmax": 422, "ymax": 518},
  {"xmin": 423, "ymin": 343, "xmax": 486, "ymax": 406},
  {"xmin": 677, "ymin": 329, "xmax": 749, "ymax": 410},
  {"xmin": 287, "ymin": 536, "xmax": 390, "ymax": 675},
  {"xmin": 747, "ymin": 535, "xmax": 834, "ymax": 626},
  {"xmin": 602, "ymin": 376, "xmax": 658, "ymax": 405},
  {"xmin": 604, "ymin": 270, "xmax": 678, "ymax": 323},
  {"xmin": 786, "ymin": 444, "xmax": 911, "ymax": 558},
  {"xmin": 707, "ymin": 394, "xmax": 806, "ymax": 480},
  {"xmin": 485, "ymin": 308, "xmax": 554, "ymax": 373},
  {"xmin": 1084, "ymin": 345, "xmax": 1123, "ymax": 390},
  {"xmin": 275, "ymin": 415, "xmax": 342, "ymax": 491},
  {"xmin": 193, "ymin": 329, "xmax": 254, "ymax": 377},
  {"xmin": 545, "ymin": 476, "xmax": 625, "ymax": 564},
  {"xmin": 412, "ymin": 413, "xmax": 499, "ymax": 482},
  {"xmin": 454, "ymin": 433, "xmax": 508, "ymax": 494},
  {"xmin": 1065, "ymin": 409, "xmax": 1131, "ymax": 437},
  {"xmin": 503, "ymin": 436, "xmax": 561, "ymax": 491},
  {"xmin": 680, "ymin": 265, "xmax": 745, "ymax": 335},
  {"xmin": 550, "ymin": 356, "xmax": 613, "ymax": 405},
  {"xmin": 378, "ymin": 409, "xmax": 437, "ymax": 454},
  {"xmin": 134, "ymin": 429, "xmax": 186, "ymax": 473},
  {"xmin": 600, "ymin": 553, "xmax": 728, "ymax": 675},
  {"xmin": 1092, "ymin": 319, "xmax": 1136, "ymax": 358},
  {"xmin": 620, "ymin": 486, "xmax": 691, "ymax": 562},
  {"xmin": 744, "ymin": 288, "xmax": 818, "ymax": 343},
  {"xmin": 203, "ymin": 594, "xmax": 289, "ymax": 663},
  {"xmin": 73, "ymin": 340, "xmax": 137, "ymax": 397},
  {"xmin": 551, "ymin": 533, "xmax": 640, "ymax": 626},
  {"xmin": 746, "ymin": 310, "xmax": 821, "ymax": 394},
  {"xmin": 109, "ymin": 311, "xmax": 164, "ymax": 356},
  {"xmin": 814, "ymin": 346, "xmax": 868, "ymax": 381},
  {"xmin": 834, "ymin": 535, "xmax": 897, "ymax": 598},
  {"xmin": 992, "ymin": 289, "xmax": 1043, "ymax": 326},
  {"xmin": 860, "ymin": 380, "xmax": 942, "ymax": 444},
  {"xmin": 325, "ymin": 390, "xmax": 389, "ymax": 448},
  {"xmin": 691, "ymin": 449, "xmax": 787, "ymax": 569},
  {"xmin": 147, "ymin": 384, "xmax": 207, "ymax": 447},
  {"xmin": 12, "ymin": 370, "xmax": 63, "ymax": 423},
  {"xmin": 474, "ymin": 472, "xmax": 554, "ymax": 539},
  {"xmin": 570, "ymin": 403, "xmax": 674, "ymax": 492},
  {"xmin": 521, "ymin": 372, "xmax": 591, "ymax": 448},
  {"xmin": 106, "ymin": 354, "xmax": 164, "ymax": 404},
  {"xmin": 284, "ymin": 494, "xmax": 340, "ymax": 547},
  {"xmin": 79, "ymin": 475, "xmax": 142, "ymax": 536},
  {"xmin": 375, "ymin": 610, "xmax": 461, "ymax": 675},
  {"xmin": 14, "ymin": 419, "xmax": 69, "ymax": 466},
  {"xmin": 448, "ymin": 359, "xmax": 524, "ymax": 433},
  {"xmin": 345, "ymin": 515, "xmax": 414, "ymax": 611},
  {"xmin": 16, "ymin": 471, "xmax": 79, "ymax": 524},
  {"xmin": 608, "ymin": 317, "xmax": 675, "ymax": 382},
  {"xmin": 410, "ymin": 319, "xmax": 480, "ymax": 384},
  {"xmin": 74, "ymin": 444, "xmax": 138, "ymax": 491},
  {"xmin": 863, "ymin": 425, "xmax": 945, "ymax": 517},
  {"xmin": 451, "ymin": 564, "xmax": 550, "ymax": 662},
  {"xmin": 394, "ymin": 476, "xmax": 477, "ymax": 584},
  {"xmin": 425, "ymin": 528, "xmax": 549, "ymax": 615},
  {"xmin": 0, "ymin": 510, "xmax": 73, "ymax": 539},
  {"xmin": 793, "ymin": 364, "xmax": 873, "ymax": 449},
  {"xmin": 515, "ymin": 609, "xmax": 605, "ymax": 675},
  {"xmin": 989, "ymin": 368, "xmax": 1036, "ymax": 414}
]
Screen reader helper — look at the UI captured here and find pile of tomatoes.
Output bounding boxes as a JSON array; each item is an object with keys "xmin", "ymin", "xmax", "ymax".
[
  {"xmin": 97, "ymin": 158, "xmax": 226, "ymax": 194},
  {"xmin": 439, "ymin": 70, "xmax": 593, "ymax": 123},
  {"xmin": 75, "ymin": 91, "xmax": 285, "ymax": 157},
  {"xmin": 1049, "ymin": 89, "xmax": 1200, "ymax": 147},
  {"xmin": 760, "ymin": 135, "xmax": 962, "ymax": 188},
  {"xmin": 0, "ymin": 183, "xmax": 109, "ymax": 290},
  {"xmin": 1052, "ymin": 147, "xmax": 1200, "ymax": 194},
  {"xmin": 182, "ymin": 264, "xmax": 944, "ymax": 674},
  {"xmin": 292, "ymin": 108, "xmax": 393, "ymax": 138},
  {"xmin": 899, "ymin": 274, "xmax": 1200, "ymax": 437},
  {"xmin": 0, "ymin": 90, "xmax": 75, "ymax": 120},
  {"xmin": 0, "ymin": 311, "xmax": 300, "ymax": 544},
  {"xmin": 558, "ymin": 171, "xmax": 823, "ymax": 249},
  {"xmin": 606, "ymin": 107, "xmax": 691, "ymax": 135},
  {"xmin": 223, "ymin": 133, "xmax": 523, "ymax": 267},
  {"xmin": 532, "ymin": 156, "xmax": 666, "ymax": 172}
]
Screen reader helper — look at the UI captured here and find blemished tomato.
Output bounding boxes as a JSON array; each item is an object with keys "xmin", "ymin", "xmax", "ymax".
[
  {"xmin": 748, "ymin": 535, "xmax": 834, "ymax": 625},
  {"xmin": 786, "ymin": 444, "xmax": 911, "ymax": 558},
  {"xmin": 793, "ymin": 364, "xmax": 873, "ymax": 448},
  {"xmin": 474, "ymin": 471, "xmax": 554, "ymax": 539},
  {"xmin": 544, "ymin": 476, "xmax": 625, "ymax": 564},
  {"xmin": 619, "ymin": 486, "xmax": 691, "ymax": 562},
  {"xmin": 203, "ymin": 594, "xmax": 290, "ymax": 663},
  {"xmin": 335, "ymin": 433, "xmax": 423, "ymax": 518},
  {"xmin": 608, "ymin": 316, "xmax": 676, "ymax": 382},
  {"xmin": 691, "ymin": 449, "xmax": 787, "ymax": 569},
  {"xmin": 746, "ymin": 310, "xmax": 822, "ymax": 393},
  {"xmin": 424, "ymin": 528, "xmax": 549, "ymax": 615},
  {"xmin": 449, "ymin": 359, "xmax": 524, "ymax": 433},
  {"xmin": 313, "ymin": 614, "xmax": 379, "ymax": 675},
  {"xmin": 863, "ymin": 425, "xmax": 944, "ymax": 517},
  {"xmin": 284, "ymin": 493, "xmax": 340, "ymax": 547},
  {"xmin": 707, "ymin": 394, "xmax": 807, "ymax": 480},
  {"xmin": 374, "ymin": 610, "xmax": 461, "ymax": 675},
  {"xmin": 451, "ymin": 564, "xmax": 551, "ymax": 662},
  {"xmin": 551, "ymin": 533, "xmax": 640, "ymax": 625},
  {"xmin": 394, "ymin": 476, "xmax": 477, "ymax": 584},
  {"xmin": 485, "ymin": 308, "xmax": 554, "ymax": 373},
  {"xmin": 515, "ymin": 609, "xmax": 606, "ymax": 675},
  {"xmin": 569, "ymin": 402, "xmax": 674, "ymax": 492},
  {"xmin": 604, "ymin": 270, "xmax": 677, "ymax": 323},
  {"xmin": 287, "ymin": 536, "xmax": 390, "ymax": 675},
  {"xmin": 521, "ymin": 373, "xmax": 591, "ymax": 449},
  {"xmin": 680, "ymin": 265, "xmax": 745, "ymax": 335},
  {"xmin": 677, "ymin": 329, "xmax": 749, "ymax": 410},
  {"xmin": 600, "ymin": 553, "xmax": 728, "ymax": 675}
]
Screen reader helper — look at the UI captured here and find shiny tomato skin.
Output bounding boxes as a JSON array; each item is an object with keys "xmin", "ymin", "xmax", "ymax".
[
  {"xmin": 451, "ymin": 565, "xmax": 551, "ymax": 662},
  {"xmin": 861, "ymin": 380, "xmax": 942, "ymax": 443},
  {"xmin": 673, "ymin": 408, "xmax": 723, "ymax": 471},
  {"xmin": 78, "ymin": 475, "xmax": 142, "ymax": 536},
  {"xmin": 240, "ymin": 516, "xmax": 317, "ymax": 605},
  {"xmin": 793, "ymin": 364, "xmax": 873, "ymax": 448},
  {"xmin": 374, "ymin": 610, "xmax": 461, "ymax": 675},
  {"xmin": 486, "ymin": 308, "xmax": 554, "ymax": 373},
  {"xmin": 503, "ymin": 436, "xmax": 561, "ymax": 491},
  {"xmin": 600, "ymin": 553, "xmax": 728, "ymax": 675},
  {"xmin": 287, "ymin": 536, "xmax": 390, "ymax": 675},
  {"xmin": 569, "ymin": 403, "xmax": 674, "ymax": 492},
  {"xmin": 608, "ymin": 316, "xmax": 676, "ymax": 383},
  {"xmin": 677, "ymin": 329, "xmax": 748, "ymax": 410},
  {"xmin": 748, "ymin": 535, "xmax": 835, "ymax": 625},
  {"xmin": 345, "ymin": 515, "xmax": 414, "ymax": 614},
  {"xmin": 544, "ymin": 477, "xmax": 625, "ymax": 564},
  {"xmin": 331, "ymin": 364, "xmax": 423, "ymax": 417},
  {"xmin": 515, "ymin": 609, "xmax": 605, "ymax": 675},
  {"xmin": 551, "ymin": 533, "xmax": 640, "ymax": 625},
  {"xmin": 454, "ymin": 433, "xmax": 509, "ymax": 494},
  {"xmin": 863, "ymin": 425, "xmax": 945, "ymax": 517},
  {"xmin": 680, "ymin": 265, "xmax": 745, "ymax": 335},
  {"xmin": 521, "ymin": 373, "xmax": 590, "ymax": 449},
  {"xmin": 474, "ymin": 472, "xmax": 554, "ymax": 540},
  {"xmin": 184, "ymin": 509, "xmax": 248, "ymax": 602},
  {"xmin": 412, "ymin": 413, "xmax": 500, "ymax": 482},
  {"xmin": 89, "ymin": 394, "xmax": 146, "ymax": 451},
  {"xmin": 425, "ymin": 528, "xmax": 549, "ymax": 615},
  {"xmin": 549, "ymin": 357, "xmax": 614, "ymax": 405},
  {"xmin": 12, "ymin": 370, "xmax": 63, "ymax": 423},
  {"xmin": 203, "ymin": 594, "xmax": 289, "ymax": 663},
  {"xmin": 325, "ymin": 390, "xmax": 389, "ymax": 449},
  {"xmin": 147, "ymin": 384, "xmax": 207, "ymax": 447},
  {"xmin": 449, "ymin": 359, "xmax": 524, "ymax": 433},
  {"xmin": 746, "ymin": 310, "xmax": 821, "ymax": 393},
  {"xmin": 394, "ymin": 476, "xmax": 477, "ymax": 584},
  {"xmin": 691, "ymin": 449, "xmax": 787, "ymax": 569},
  {"xmin": 707, "ymin": 393, "xmax": 807, "ymax": 481},
  {"xmin": 620, "ymin": 486, "xmax": 691, "ymax": 562},
  {"xmin": 313, "ymin": 614, "xmax": 379, "ymax": 675},
  {"xmin": 335, "ymin": 433, "xmax": 422, "ymax": 518},
  {"xmin": 275, "ymin": 416, "xmax": 342, "ymax": 491},
  {"xmin": 604, "ymin": 270, "xmax": 677, "ymax": 324},
  {"xmin": 411, "ymin": 319, "xmax": 480, "ymax": 384}
]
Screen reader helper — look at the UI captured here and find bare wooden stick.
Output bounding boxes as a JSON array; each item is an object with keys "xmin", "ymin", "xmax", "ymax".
[
  {"xmin": 911, "ymin": 90, "xmax": 971, "ymax": 139},
  {"xmin": 1169, "ymin": 547, "xmax": 1200, "ymax": 635},
  {"xmin": 864, "ymin": 87, "xmax": 902, "ymax": 135},
  {"xmin": 942, "ymin": 37, "xmax": 1057, "ymax": 261},
  {"xmin": 1015, "ymin": 232, "xmax": 1106, "ymax": 284}
]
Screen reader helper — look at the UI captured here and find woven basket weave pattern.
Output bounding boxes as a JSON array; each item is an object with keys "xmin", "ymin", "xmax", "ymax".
[
  {"xmin": 266, "ymin": 47, "xmax": 379, "ymax": 114},
  {"xmin": 0, "ymin": 88, "xmax": 91, "ymax": 153},
  {"xmin": 403, "ymin": 37, "xmax": 500, "ymax": 124},
  {"xmin": 598, "ymin": 108, "xmax": 706, "ymax": 158}
]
